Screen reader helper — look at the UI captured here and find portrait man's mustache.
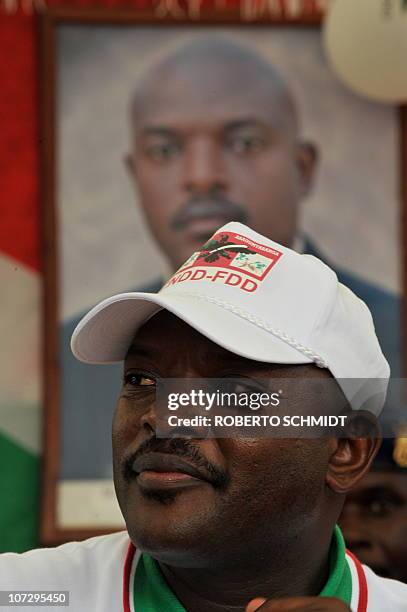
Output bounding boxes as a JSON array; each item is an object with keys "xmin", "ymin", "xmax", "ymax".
[{"xmin": 170, "ymin": 193, "xmax": 249, "ymax": 233}]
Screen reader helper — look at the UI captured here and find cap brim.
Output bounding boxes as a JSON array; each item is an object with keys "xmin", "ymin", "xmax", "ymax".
[{"xmin": 71, "ymin": 292, "xmax": 313, "ymax": 366}]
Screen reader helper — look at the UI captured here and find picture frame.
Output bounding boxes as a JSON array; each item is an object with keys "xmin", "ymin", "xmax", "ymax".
[{"xmin": 40, "ymin": 3, "xmax": 407, "ymax": 545}]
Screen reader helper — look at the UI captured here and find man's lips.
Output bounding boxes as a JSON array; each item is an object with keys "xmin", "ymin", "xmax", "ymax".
[
  {"xmin": 179, "ymin": 213, "xmax": 237, "ymax": 243},
  {"xmin": 347, "ymin": 547, "xmax": 388, "ymax": 576},
  {"xmin": 182, "ymin": 215, "xmax": 233, "ymax": 238},
  {"xmin": 171, "ymin": 199, "xmax": 248, "ymax": 240},
  {"xmin": 131, "ymin": 452, "xmax": 212, "ymax": 489},
  {"xmin": 369, "ymin": 565, "xmax": 391, "ymax": 579}
]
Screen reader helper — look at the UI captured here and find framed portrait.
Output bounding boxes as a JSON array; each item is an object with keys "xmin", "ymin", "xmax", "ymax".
[{"xmin": 40, "ymin": 3, "xmax": 407, "ymax": 544}]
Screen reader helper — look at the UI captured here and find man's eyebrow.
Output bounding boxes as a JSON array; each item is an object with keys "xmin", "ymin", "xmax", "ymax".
[
  {"xmin": 138, "ymin": 127, "xmax": 178, "ymax": 138},
  {"xmin": 357, "ymin": 485, "xmax": 405, "ymax": 502},
  {"xmin": 223, "ymin": 119, "xmax": 270, "ymax": 132},
  {"xmin": 125, "ymin": 345, "xmax": 157, "ymax": 359}
]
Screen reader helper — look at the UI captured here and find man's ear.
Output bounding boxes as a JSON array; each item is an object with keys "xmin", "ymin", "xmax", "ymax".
[
  {"xmin": 124, "ymin": 152, "xmax": 137, "ymax": 180},
  {"xmin": 326, "ymin": 412, "xmax": 382, "ymax": 494},
  {"xmin": 296, "ymin": 141, "xmax": 318, "ymax": 199}
]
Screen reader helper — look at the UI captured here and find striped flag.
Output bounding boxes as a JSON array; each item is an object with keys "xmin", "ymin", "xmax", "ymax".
[{"xmin": 0, "ymin": 12, "xmax": 41, "ymax": 552}]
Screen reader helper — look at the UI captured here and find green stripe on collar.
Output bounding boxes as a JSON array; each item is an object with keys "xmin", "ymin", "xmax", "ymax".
[
  {"xmin": 320, "ymin": 525, "xmax": 352, "ymax": 605},
  {"xmin": 134, "ymin": 525, "xmax": 351, "ymax": 610},
  {"xmin": 134, "ymin": 553, "xmax": 186, "ymax": 612}
]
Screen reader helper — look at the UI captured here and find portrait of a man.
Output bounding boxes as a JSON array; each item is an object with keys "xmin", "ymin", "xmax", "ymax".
[{"xmin": 54, "ymin": 27, "xmax": 400, "ymax": 527}]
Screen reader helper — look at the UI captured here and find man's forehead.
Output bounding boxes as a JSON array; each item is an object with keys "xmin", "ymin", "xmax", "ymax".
[
  {"xmin": 127, "ymin": 310, "xmax": 234, "ymax": 355},
  {"xmin": 133, "ymin": 82, "xmax": 289, "ymax": 130},
  {"xmin": 131, "ymin": 47, "xmax": 298, "ymax": 133},
  {"xmin": 125, "ymin": 311, "xmax": 266, "ymax": 369},
  {"xmin": 348, "ymin": 471, "xmax": 407, "ymax": 498},
  {"xmin": 136, "ymin": 113, "xmax": 284, "ymax": 138},
  {"xmin": 124, "ymin": 311, "xmax": 325, "ymax": 381}
]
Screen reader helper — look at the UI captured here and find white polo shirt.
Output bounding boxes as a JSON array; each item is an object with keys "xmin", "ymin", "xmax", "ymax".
[{"xmin": 0, "ymin": 530, "xmax": 406, "ymax": 611}]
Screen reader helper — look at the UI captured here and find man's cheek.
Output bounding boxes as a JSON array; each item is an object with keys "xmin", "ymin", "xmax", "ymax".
[
  {"xmin": 139, "ymin": 165, "xmax": 179, "ymax": 192},
  {"xmin": 233, "ymin": 449, "xmax": 325, "ymax": 512},
  {"xmin": 391, "ymin": 522, "xmax": 407, "ymax": 558},
  {"xmin": 141, "ymin": 194, "xmax": 178, "ymax": 235},
  {"xmin": 112, "ymin": 399, "xmax": 141, "ymax": 442}
]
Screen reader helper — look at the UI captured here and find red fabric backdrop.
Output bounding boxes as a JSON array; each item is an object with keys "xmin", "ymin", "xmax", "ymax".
[{"xmin": 0, "ymin": 13, "xmax": 39, "ymax": 271}]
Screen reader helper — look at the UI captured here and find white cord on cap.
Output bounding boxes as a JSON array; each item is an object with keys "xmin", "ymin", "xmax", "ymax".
[{"xmin": 176, "ymin": 291, "xmax": 328, "ymax": 369}]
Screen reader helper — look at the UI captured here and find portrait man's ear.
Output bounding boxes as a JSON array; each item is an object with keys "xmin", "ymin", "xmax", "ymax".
[
  {"xmin": 326, "ymin": 413, "xmax": 382, "ymax": 495},
  {"xmin": 124, "ymin": 152, "xmax": 136, "ymax": 179},
  {"xmin": 296, "ymin": 141, "xmax": 319, "ymax": 199}
]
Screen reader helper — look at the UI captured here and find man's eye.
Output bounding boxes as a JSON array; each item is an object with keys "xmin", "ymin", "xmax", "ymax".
[
  {"xmin": 227, "ymin": 134, "xmax": 266, "ymax": 155},
  {"xmin": 231, "ymin": 382, "xmax": 259, "ymax": 395},
  {"xmin": 145, "ymin": 141, "xmax": 180, "ymax": 162},
  {"xmin": 124, "ymin": 373, "xmax": 156, "ymax": 387},
  {"xmin": 368, "ymin": 499, "xmax": 397, "ymax": 517}
]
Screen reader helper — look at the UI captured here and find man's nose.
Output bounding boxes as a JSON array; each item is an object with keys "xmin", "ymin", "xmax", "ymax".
[
  {"xmin": 182, "ymin": 139, "xmax": 228, "ymax": 195},
  {"xmin": 139, "ymin": 403, "xmax": 158, "ymax": 436},
  {"xmin": 340, "ymin": 505, "xmax": 375, "ymax": 551}
]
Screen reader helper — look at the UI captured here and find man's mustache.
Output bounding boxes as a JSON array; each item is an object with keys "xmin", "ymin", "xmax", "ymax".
[
  {"xmin": 123, "ymin": 436, "xmax": 229, "ymax": 489},
  {"xmin": 171, "ymin": 194, "xmax": 248, "ymax": 231}
]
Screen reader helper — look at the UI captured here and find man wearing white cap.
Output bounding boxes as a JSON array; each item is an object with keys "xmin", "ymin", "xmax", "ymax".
[{"xmin": 1, "ymin": 222, "xmax": 406, "ymax": 611}]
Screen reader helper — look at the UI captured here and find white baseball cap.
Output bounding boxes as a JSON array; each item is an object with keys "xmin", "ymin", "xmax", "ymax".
[{"xmin": 71, "ymin": 222, "xmax": 390, "ymax": 414}]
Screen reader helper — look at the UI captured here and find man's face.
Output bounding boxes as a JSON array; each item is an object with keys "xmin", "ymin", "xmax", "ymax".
[
  {"xmin": 112, "ymin": 311, "xmax": 336, "ymax": 569},
  {"xmin": 340, "ymin": 471, "xmax": 407, "ymax": 582},
  {"xmin": 127, "ymin": 58, "xmax": 316, "ymax": 268}
]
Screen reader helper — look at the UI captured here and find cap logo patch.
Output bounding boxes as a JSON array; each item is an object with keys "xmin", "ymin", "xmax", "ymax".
[{"xmin": 163, "ymin": 231, "xmax": 283, "ymax": 292}]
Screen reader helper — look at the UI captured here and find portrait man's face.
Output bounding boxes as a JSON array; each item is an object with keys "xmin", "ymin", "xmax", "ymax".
[
  {"xmin": 340, "ymin": 471, "xmax": 407, "ymax": 582},
  {"xmin": 112, "ymin": 310, "xmax": 373, "ymax": 569},
  {"xmin": 126, "ymin": 40, "xmax": 317, "ymax": 269}
]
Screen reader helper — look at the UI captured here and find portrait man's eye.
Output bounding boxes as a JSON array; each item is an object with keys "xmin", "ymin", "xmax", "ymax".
[
  {"xmin": 368, "ymin": 493, "xmax": 403, "ymax": 518},
  {"xmin": 226, "ymin": 131, "xmax": 267, "ymax": 155},
  {"xmin": 144, "ymin": 139, "xmax": 180, "ymax": 162}
]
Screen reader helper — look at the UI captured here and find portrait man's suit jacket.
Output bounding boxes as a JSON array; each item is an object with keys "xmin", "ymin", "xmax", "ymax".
[
  {"xmin": 59, "ymin": 243, "xmax": 401, "ymax": 479},
  {"xmin": 304, "ymin": 238, "xmax": 401, "ymax": 379}
]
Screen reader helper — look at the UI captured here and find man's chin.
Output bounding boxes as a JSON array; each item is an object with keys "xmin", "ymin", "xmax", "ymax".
[
  {"xmin": 123, "ymin": 481, "xmax": 213, "ymax": 525},
  {"xmin": 137, "ymin": 485, "xmax": 180, "ymax": 505},
  {"xmin": 173, "ymin": 238, "xmax": 210, "ymax": 267},
  {"xmin": 173, "ymin": 221, "xmax": 233, "ymax": 262},
  {"xmin": 126, "ymin": 516, "xmax": 215, "ymax": 566},
  {"xmin": 368, "ymin": 565, "xmax": 392, "ymax": 579},
  {"xmin": 124, "ymin": 487, "xmax": 218, "ymax": 559},
  {"xmin": 352, "ymin": 553, "xmax": 392, "ymax": 579}
]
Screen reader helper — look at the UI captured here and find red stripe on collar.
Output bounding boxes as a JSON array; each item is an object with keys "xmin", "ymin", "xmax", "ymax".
[
  {"xmin": 123, "ymin": 543, "xmax": 368, "ymax": 612},
  {"xmin": 123, "ymin": 542, "xmax": 136, "ymax": 612},
  {"xmin": 346, "ymin": 549, "xmax": 368, "ymax": 612}
]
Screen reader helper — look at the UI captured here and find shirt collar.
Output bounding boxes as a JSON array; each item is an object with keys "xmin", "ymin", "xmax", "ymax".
[{"xmin": 132, "ymin": 525, "xmax": 352, "ymax": 610}]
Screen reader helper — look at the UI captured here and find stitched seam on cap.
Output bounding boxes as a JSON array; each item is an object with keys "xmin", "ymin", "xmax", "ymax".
[{"xmin": 173, "ymin": 291, "xmax": 328, "ymax": 367}]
